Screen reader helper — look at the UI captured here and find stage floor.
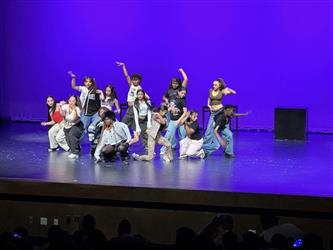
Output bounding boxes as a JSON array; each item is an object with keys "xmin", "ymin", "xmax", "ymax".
[{"xmin": 0, "ymin": 123, "xmax": 332, "ymax": 198}]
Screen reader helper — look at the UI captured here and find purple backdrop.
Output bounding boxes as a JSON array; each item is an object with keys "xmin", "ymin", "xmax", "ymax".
[{"xmin": 1, "ymin": 0, "xmax": 332, "ymax": 132}]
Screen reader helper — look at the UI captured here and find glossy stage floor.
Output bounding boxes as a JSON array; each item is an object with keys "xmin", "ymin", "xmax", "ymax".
[{"xmin": 0, "ymin": 122, "xmax": 332, "ymax": 218}]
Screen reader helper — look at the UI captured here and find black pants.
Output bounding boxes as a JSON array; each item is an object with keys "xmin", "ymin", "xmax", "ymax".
[
  {"xmin": 139, "ymin": 118, "xmax": 148, "ymax": 150},
  {"xmin": 101, "ymin": 141, "xmax": 129, "ymax": 161},
  {"xmin": 64, "ymin": 122, "xmax": 84, "ymax": 154},
  {"xmin": 121, "ymin": 106, "xmax": 135, "ymax": 130}
]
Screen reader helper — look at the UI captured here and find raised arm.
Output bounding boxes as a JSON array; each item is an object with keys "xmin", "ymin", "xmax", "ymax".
[
  {"xmin": 178, "ymin": 68, "xmax": 188, "ymax": 88},
  {"xmin": 116, "ymin": 61, "xmax": 131, "ymax": 86},
  {"xmin": 68, "ymin": 71, "xmax": 80, "ymax": 91},
  {"xmin": 223, "ymin": 87, "xmax": 236, "ymax": 95}
]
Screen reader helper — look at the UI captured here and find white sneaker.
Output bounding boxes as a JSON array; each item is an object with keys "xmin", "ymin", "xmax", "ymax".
[
  {"xmin": 68, "ymin": 153, "xmax": 79, "ymax": 159},
  {"xmin": 131, "ymin": 153, "xmax": 140, "ymax": 161},
  {"xmin": 178, "ymin": 155, "xmax": 187, "ymax": 160},
  {"xmin": 199, "ymin": 150, "xmax": 206, "ymax": 159},
  {"xmin": 162, "ymin": 155, "xmax": 170, "ymax": 162}
]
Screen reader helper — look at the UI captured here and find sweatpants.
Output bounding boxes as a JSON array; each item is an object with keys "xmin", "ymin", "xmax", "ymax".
[{"xmin": 64, "ymin": 122, "xmax": 84, "ymax": 155}]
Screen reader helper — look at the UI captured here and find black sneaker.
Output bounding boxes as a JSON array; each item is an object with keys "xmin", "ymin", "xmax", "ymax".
[
  {"xmin": 122, "ymin": 156, "xmax": 130, "ymax": 165},
  {"xmin": 224, "ymin": 153, "xmax": 235, "ymax": 158}
]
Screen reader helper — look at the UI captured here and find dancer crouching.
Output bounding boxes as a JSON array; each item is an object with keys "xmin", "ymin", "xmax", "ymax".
[
  {"xmin": 94, "ymin": 111, "xmax": 134, "ymax": 164},
  {"xmin": 178, "ymin": 110, "xmax": 205, "ymax": 159},
  {"xmin": 132, "ymin": 105, "xmax": 173, "ymax": 162}
]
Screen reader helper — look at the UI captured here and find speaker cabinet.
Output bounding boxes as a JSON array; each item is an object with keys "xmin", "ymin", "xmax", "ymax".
[{"xmin": 274, "ymin": 108, "xmax": 307, "ymax": 140}]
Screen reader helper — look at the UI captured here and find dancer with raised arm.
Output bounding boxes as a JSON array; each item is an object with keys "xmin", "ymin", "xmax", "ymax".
[
  {"xmin": 162, "ymin": 68, "xmax": 188, "ymax": 108},
  {"xmin": 68, "ymin": 71, "xmax": 104, "ymax": 132},
  {"xmin": 160, "ymin": 87, "xmax": 188, "ymax": 155}
]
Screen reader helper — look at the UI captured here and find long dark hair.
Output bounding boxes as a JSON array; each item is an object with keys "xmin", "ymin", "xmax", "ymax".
[
  {"xmin": 104, "ymin": 84, "xmax": 118, "ymax": 101},
  {"xmin": 215, "ymin": 78, "xmax": 227, "ymax": 91},
  {"xmin": 83, "ymin": 76, "xmax": 97, "ymax": 91},
  {"xmin": 134, "ymin": 89, "xmax": 152, "ymax": 111},
  {"xmin": 46, "ymin": 96, "xmax": 56, "ymax": 121},
  {"xmin": 168, "ymin": 77, "xmax": 182, "ymax": 89},
  {"xmin": 68, "ymin": 95, "xmax": 82, "ymax": 110}
]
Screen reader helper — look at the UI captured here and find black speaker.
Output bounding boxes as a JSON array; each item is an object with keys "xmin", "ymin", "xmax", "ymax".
[{"xmin": 274, "ymin": 108, "xmax": 307, "ymax": 140}]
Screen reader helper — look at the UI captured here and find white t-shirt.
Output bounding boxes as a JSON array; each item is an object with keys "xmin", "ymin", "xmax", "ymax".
[
  {"xmin": 61, "ymin": 104, "xmax": 81, "ymax": 129},
  {"xmin": 127, "ymin": 85, "xmax": 141, "ymax": 103}
]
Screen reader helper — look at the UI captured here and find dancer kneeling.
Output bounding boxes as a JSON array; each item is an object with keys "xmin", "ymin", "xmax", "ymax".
[
  {"xmin": 178, "ymin": 110, "xmax": 205, "ymax": 159},
  {"xmin": 132, "ymin": 105, "xmax": 173, "ymax": 162},
  {"xmin": 94, "ymin": 111, "xmax": 133, "ymax": 164}
]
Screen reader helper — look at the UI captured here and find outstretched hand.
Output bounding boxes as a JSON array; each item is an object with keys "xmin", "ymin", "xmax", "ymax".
[
  {"xmin": 246, "ymin": 110, "xmax": 252, "ymax": 115},
  {"xmin": 68, "ymin": 71, "xmax": 76, "ymax": 78},
  {"xmin": 116, "ymin": 61, "xmax": 125, "ymax": 67}
]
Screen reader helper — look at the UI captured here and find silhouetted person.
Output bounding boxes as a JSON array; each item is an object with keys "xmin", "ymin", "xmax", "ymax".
[
  {"xmin": 175, "ymin": 227, "xmax": 195, "ymax": 249},
  {"xmin": 109, "ymin": 219, "xmax": 146, "ymax": 250},
  {"xmin": 259, "ymin": 213, "xmax": 303, "ymax": 243},
  {"xmin": 72, "ymin": 214, "xmax": 106, "ymax": 250}
]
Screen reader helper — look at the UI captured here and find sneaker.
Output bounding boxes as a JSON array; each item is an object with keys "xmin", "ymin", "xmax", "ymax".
[
  {"xmin": 224, "ymin": 153, "xmax": 235, "ymax": 158},
  {"xmin": 123, "ymin": 156, "xmax": 130, "ymax": 165},
  {"xmin": 199, "ymin": 151, "xmax": 206, "ymax": 159},
  {"xmin": 162, "ymin": 155, "xmax": 170, "ymax": 163},
  {"xmin": 94, "ymin": 158, "xmax": 102, "ymax": 164},
  {"xmin": 48, "ymin": 148, "xmax": 58, "ymax": 152},
  {"xmin": 178, "ymin": 155, "xmax": 188, "ymax": 160},
  {"xmin": 68, "ymin": 153, "xmax": 79, "ymax": 159},
  {"xmin": 132, "ymin": 153, "xmax": 140, "ymax": 161}
]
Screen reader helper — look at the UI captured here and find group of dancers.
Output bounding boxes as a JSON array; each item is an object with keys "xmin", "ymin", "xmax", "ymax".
[{"xmin": 41, "ymin": 62, "xmax": 250, "ymax": 163}]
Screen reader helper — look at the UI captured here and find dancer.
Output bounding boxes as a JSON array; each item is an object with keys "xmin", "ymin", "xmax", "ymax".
[
  {"xmin": 115, "ymin": 61, "xmax": 150, "ymax": 131},
  {"xmin": 100, "ymin": 84, "xmax": 120, "ymax": 113},
  {"xmin": 160, "ymin": 87, "xmax": 187, "ymax": 155},
  {"xmin": 41, "ymin": 96, "xmax": 69, "ymax": 152},
  {"xmin": 178, "ymin": 110, "xmax": 205, "ymax": 159},
  {"xmin": 162, "ymin": 68, "xmax": 188, "ymax": 107},
  {"xmin": 68, "ymin": 71, "xmax": 104, "ymax": 132},
  {"xmin": 94, "ymin": 111, "xmax": 133, "ymax": 164},
  {"xmin": 59, "ymin": 95, "xmax": 84, "ymax": 159},
  {"xmin": 203, "ymin": 78, "xmax": 236, "ymax": 156},
  {"xmin": 89, "ymin": 107, "xmax": 109, "ymax": 156},
  {"xmin": 133, "ymin": 89, "xmax": 152, "ymax": 151},
  {"xmin": 132, "ymin": 105, "xmax": 173, "ymax": 162},
  {"xmin": 211, "ymin": 105, "xmax": 250, "ymax": 158}
]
